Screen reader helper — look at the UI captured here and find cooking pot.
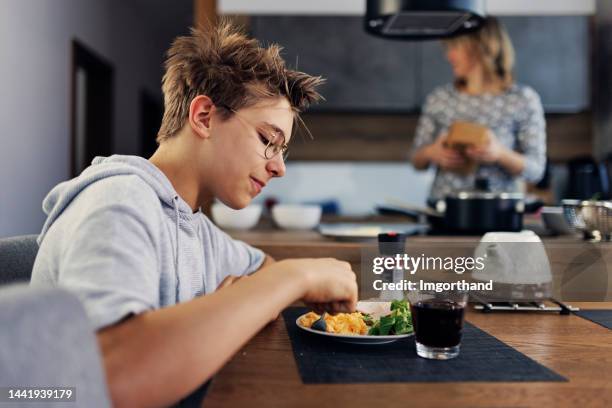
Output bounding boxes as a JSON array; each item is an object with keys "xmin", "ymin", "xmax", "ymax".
[
  {"xmin": 377, "ymin": 180, "xmax": 541, "ymax": 235},
  {"xmin": 431, "ymin": 178, "xmax": 525, "ymax": 235}
]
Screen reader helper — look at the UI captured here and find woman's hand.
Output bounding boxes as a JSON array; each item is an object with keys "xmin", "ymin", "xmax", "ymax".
[
  {"xmin": 426, "ymin": 133, "xmax": 466, "ymax": 170},
  {"xmin": 465, "ymin": 131, "xmax": 505, "ymax": 164}
]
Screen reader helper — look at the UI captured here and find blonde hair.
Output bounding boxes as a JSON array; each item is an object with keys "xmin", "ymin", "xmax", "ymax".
[
  {"xmin": 157, "ymin": 19, "xmax": 324, "ymax": 143},
  {"xmin": 445, "ymin": 17, "xmax": 515, "ymax": 91}
]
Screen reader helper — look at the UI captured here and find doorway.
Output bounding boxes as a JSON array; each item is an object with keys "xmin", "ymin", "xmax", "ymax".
[
  {"xmin": 71, "ymin": 40, "xmax": 114, "ymax": 177},
  {"xmin": 139, "ymin": 89, "xmax": 164, "ymax": 159}
]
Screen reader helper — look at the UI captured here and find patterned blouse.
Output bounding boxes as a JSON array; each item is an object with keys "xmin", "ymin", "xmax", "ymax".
[{"xmin": 411, "ymin": 83, "xmax": 546, "ymax": 200}]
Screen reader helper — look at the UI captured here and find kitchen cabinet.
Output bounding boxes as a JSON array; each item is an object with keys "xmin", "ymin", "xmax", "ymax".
[
  {"xmin": 251, "ymin": 15, "xmax": 590, "ymax": 113},
  {"xmin": 504, "ymin": 16, "xmax": 590, "ymax": 113},
  {"xmin": 421, "ymin": 16, "xmax": 590, "ymax": 112},
  {"xmin": 250, "ymin": 16, "xmax": 419, "ymax": 111}
]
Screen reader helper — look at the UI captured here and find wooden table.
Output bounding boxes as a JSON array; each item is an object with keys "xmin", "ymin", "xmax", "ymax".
[
  {"xmin": 203, "ymin": 302, "xmax": 612, "ymax": 408},
  {"xmin": 202, "ymin": 220, "xmax": 612, "ymax": 407}
]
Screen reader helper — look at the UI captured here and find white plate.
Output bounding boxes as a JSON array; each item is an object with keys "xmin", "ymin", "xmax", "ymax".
[
  {"xmin": 318, "ymin": 222, "xmax": 428, "ymax": 240},
  {"xmin": 296, "ymin": 317, "xmax": 414, "ymax": 344},
  {"xmin": 295, "ymin": 303, "xmax": 414, "ymax": 345}
]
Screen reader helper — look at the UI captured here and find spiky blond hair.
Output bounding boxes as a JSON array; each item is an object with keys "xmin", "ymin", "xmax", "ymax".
[{"xmin": 157, "ymin": 20, "xmax": 324, "ymax": 143}]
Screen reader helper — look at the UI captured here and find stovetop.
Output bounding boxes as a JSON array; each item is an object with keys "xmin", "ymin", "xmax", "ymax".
[{"xmin": 472, "ymin": 298, "xmax": 579, "ymax": 314}]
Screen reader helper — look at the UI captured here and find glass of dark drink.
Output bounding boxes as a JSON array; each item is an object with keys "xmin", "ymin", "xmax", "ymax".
[{"xmin": 407, "ymin": 289, "xmax": 468, "ymax": 360}]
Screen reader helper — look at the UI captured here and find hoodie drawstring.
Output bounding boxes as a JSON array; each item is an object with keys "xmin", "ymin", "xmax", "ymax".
[{"xmin": 173, "ymin": 196, "xmax": 180, "ymax": 302}]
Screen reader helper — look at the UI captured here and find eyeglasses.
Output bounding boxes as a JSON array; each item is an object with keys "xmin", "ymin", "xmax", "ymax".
[{"xmin": 218, "ymin": 104, "xmax": 289, "ymax": 161}]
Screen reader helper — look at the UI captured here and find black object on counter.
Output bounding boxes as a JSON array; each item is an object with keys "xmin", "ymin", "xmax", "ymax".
[
  {"xmin": 377, "ymin": 232, "xmax": 407, "ymax": 255},
  {"xmin": 377, "ymin": 177, "xmax": 544, "ymax": 235},
  {"xmin": 283, "ymin": 307, "xmax": 566, "ymax": 384},
  {"xmin": 566, "ymin": 156, "xmax": 610, "ymax": 200},
  {"xmin": 439, "ymin": 177, "xmax": 524, "ymax": 235},
  {"xmin": 377, "ymin": 232, "xmax": 408, "ymax": 285}
]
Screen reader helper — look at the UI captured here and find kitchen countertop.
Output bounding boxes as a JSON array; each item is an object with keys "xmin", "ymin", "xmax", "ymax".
[
  {"xmin": 228, "ymin": 223, "xmax": 608, "ymax": 273},
  {"xmin": 226, "ymin": 215, "xmax": 612, "ymax": 267},
  {"xmin": 227, "ymin": 214, "xmax": 597, "ymax": 247},
  {"xmin": 227, "ymin": 214, "xmax": 612, "ymax": 308}
]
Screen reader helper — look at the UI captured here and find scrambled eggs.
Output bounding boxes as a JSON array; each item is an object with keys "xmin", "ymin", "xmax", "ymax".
[{"xmin": 299, "ymin": 311, "xmax": 369, "ymax": 335}]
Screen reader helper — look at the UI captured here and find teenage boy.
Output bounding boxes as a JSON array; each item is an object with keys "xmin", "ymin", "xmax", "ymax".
[{"xmin": 31, "ymin": 21, "xmax": 358, "ymax": 408}]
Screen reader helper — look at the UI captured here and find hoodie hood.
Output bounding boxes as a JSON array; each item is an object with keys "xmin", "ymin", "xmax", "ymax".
[{"xmin": 38, "ymin": 155, "xmax": 194, "ymax": 244}]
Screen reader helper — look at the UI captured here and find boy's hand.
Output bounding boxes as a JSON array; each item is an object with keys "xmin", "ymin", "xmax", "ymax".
[{"xmin": 279, "ymin": 258, "xmax": 358, "ymax": 314}]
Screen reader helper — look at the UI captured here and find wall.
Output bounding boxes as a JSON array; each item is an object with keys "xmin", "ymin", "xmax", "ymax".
[
  {"xmin": 0, "ymin": 0, "xmax": 175, "ymax": 237},
  {"xmin": 253, "ymin": 162, "xmax": 435, "ymax": 215}
]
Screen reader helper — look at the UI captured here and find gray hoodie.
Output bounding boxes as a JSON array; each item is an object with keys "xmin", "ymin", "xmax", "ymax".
[{"xmin": 31, "ymin": 155, "xmax": 265, "ymax": 330}]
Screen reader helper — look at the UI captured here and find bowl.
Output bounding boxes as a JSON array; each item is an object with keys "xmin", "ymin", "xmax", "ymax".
[
  {"xmin": 541, "ymin": 206, "xmax": 574, "ymax": 235},
  {"xmin": 211, "ymin": 203, "xmax": 262, "ymax": 230},
  {"xmin": 562, "ymin": 199, "xmax": 612, "ymax": 241},
  {"xmin": 272, "ymin": 204, "xmax": 322, "ymax": 230}
]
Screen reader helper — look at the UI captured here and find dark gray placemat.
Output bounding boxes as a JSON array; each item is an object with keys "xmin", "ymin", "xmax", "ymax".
[
  {"xmin": 574, "ymin": 310, "xmax": 612, "ymax": 330},
  {"xmin": 283, "ymin": 307, "xmax": 566, "ymax": 384}
]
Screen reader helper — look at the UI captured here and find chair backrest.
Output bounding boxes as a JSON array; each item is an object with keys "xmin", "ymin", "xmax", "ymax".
[
  {"xmin": 0, "ymin": 284, "xmax": 111, "ymax": 407},
  {"xmin": 0, "ymin": 234, "xmax": 39, "ymax": 285}
]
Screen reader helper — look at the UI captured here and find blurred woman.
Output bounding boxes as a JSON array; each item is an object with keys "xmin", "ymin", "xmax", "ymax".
[{"xmin": 411, "ymin": 17, "xmax": 546, "ymax": 201}]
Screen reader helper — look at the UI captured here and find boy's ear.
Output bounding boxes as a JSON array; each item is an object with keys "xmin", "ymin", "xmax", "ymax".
[{"xmin": 189, "ymin": 95, "xmax": 215, "ymax": 139}]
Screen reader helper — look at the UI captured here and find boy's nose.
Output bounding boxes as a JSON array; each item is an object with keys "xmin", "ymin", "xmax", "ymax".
[{"xmin": 266, "ymin": 154, "xmax": 286, "ymax": 178}]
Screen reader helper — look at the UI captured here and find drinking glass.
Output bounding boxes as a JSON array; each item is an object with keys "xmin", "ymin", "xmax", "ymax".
[{"xmin": 407, "ymin": 289, "xmax": 468, "ymax": 360}]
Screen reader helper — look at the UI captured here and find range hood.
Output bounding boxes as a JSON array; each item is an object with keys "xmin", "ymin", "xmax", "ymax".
[{"xmin": 365, "ymin": 0, "xmax": 486, "ymax": 40}]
